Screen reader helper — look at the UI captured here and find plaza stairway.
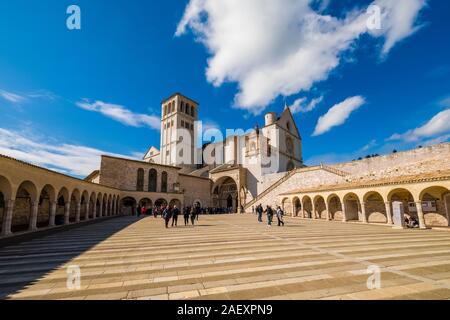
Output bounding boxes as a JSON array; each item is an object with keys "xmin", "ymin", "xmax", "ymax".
[
  {"xmin": 244, "ymin": 164, "xmax": 349, "ymax": 210},
  {"xmin": 1, "ymin": 215, "xmax": 450, "ymax": 300}
]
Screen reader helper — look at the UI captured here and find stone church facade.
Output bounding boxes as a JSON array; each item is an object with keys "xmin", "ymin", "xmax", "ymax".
[{"xmin": 1, "ymin": 92, "xmax": 450, "ymax": 239}]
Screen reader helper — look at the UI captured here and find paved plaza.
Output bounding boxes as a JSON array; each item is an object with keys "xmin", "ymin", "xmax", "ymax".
[{"xmin": 1, "ymin": 214, "xmax": 450, "ymax": 300}]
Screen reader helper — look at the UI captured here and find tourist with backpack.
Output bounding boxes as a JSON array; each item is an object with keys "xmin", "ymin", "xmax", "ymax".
[{"xmin": 276, "ymin": 206, "xmax": 285, "ymax": 226}]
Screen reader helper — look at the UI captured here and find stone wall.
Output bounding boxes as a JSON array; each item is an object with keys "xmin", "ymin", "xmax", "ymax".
[
  {"xmin": 332, "ymin": 143, "xmax": 450, "ymax": 182},
  {"xmin": 179, "ymin": 174, "xmax": 212, "ymax": 208},
  {"xmin": 100, "ymin": 156, "xmax": 179, "ymax": 193}
]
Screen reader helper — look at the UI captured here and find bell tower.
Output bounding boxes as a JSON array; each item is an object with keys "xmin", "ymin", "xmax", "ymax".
[{"xmin": 160, "ymin": 93, "xmax": 198, "ymax": 167}]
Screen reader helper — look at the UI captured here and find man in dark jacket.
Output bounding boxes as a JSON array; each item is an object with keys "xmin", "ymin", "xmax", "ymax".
[
  {"xmin": 265, "ymin": 205, "xmax": 273, "ymax": 227},
  {"xmin": 256, "ymin": 204, "xmax": 263, "ymax": 222},
  {"xmin": 172, "ymin": 205, "xmax": 180, "ymax": 227},
  {"xmin": 163, "ymin": 206, "xmax": 172, "ymax": 228}
]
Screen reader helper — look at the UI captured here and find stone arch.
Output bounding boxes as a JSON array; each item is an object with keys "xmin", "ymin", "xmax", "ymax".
[
  {"xmin": 56, "ymin": 187, "xmax": 69, "ymax": 225},
  {"xmin": 418, "ymin": 186, "xmax": 450, "ymax": 227},
  {"xmin": 155, "ymin": 198, "xmax": 168, "ymax": 208},
  {"xmin": 169, "ymin": 199, "xmax": 182, "ymax": 208},
  {"xmin": 327, "ymin": 194, "xmax": 343, "ymax": 221},
  {"xmin": 161, "ymin": 171, "xmax": 168, "ymax": 193},
  {"xmin": 12, "ymin": 180, "xmax": 38, "ymax": 233},
  {"xmin": 148, "ymin": 169, "xmax": 157, "ymax": 192},
  {"xmin": 139, "ymin": 197, "xmax": 152, "ymax": 208},
  {"xmin": 387, "ymin": 188, "xmax": 415, "ymax": 223},
  {"xmin": 37, "ymin": 184, "xmax": 56, "ymax": 228},
  {"xmin": 212, "ymin": 176, "xmax": 238, "ymax": 212},
  {"xmin": 121, "ymin": 197, "xmax": 136, "ymax": 216},
  {"xmin": 69, "ymin": 189, "xmax": 81, "ymax": 223},
  {"xmin": 80, "ymin": 190, "xmax": 89, "ymax": 221},
  {"xmin": 292, "ymin": 197, "xmax": 301, "ymax": 217},
  {"xmin": 314, "ymin": 196, "xmax": 327, "ymax": 220},
  {"xmin": 363, "ymin": 191, "xmax": 387, "ymax": 224},
  {"xmin": 193, "ymin": 199, "xmax": 203, "ymax": 208},
  {"xmin": 343, "ymin": 193, "xmax": 360, "ymax": 221},
  {"xmin": 137, "ymin": 168, "xmax": 144, "ymax": 191},
  {"xmin": 302, "ymin": 196, "xmax": 313, "ymax": 219}
]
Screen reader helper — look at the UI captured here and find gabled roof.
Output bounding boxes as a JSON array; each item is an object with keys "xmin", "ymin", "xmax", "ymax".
[
  {"xmin": 276, "ymin": 106, "xmax": 302, "ymax": 139},
  {"xmin": 143, "ymin": 146, "xmax": 160, "ymax": 159}
]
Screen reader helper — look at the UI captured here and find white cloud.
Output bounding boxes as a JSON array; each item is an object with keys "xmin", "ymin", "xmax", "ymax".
[
  {"xmin": 374, "ymin": 0, "xmax": 427, "ymax": 55},
  {"xmin": 76, "ymin": 100, "xmax": 160, "ymax": 130},
  {"xmin": 290, "ymin": 96, "xmax": 324, "ymax": 114},
  {"xmin": 388, "ymin": 109, "xmax": 450, "ymax": 142},
  {"xmin": 312, "ymin": 95, "xmax": 365, "ymax": 136},
  {"xmin": 0, "ymin": 89, "xmax": 27, "ymax": 103},
  {"xmin": 176, "ymin": 0, "xmax": 426, "ymax": 114},
  {"xmin": 0, "ymin": 128, "xmax": 139, "ymax": 177}
]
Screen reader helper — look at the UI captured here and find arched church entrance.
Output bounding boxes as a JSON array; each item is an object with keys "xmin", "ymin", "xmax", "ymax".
[{"xmin": 213, "ymin": 177, "xmax": 238, "ymax": 213}]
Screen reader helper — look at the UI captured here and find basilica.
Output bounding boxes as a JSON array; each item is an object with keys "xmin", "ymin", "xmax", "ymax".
[{"xmin": 85, "ymin": 92, "xmax": 304, "ymax": 213}]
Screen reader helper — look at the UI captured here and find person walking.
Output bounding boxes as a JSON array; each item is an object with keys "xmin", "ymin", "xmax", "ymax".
[
  {"xmin": 153, "ymin": 206, "xmax": 158, "ymax": 218},
  {"xmin": 172, "ymin": 205, "xmax": 180, "ymax": 227},
  {"xmin": 194, "ymin": 205, "xmax": 200, "ymax": 222},
  {"xmin": 140, "ymin": 206, "xmax": 147, "ymax": 218},
  {"xmin": 184, "ymin": 206, "xmax": 190, "ymax": 226},
  {"xmin": 265, "ymin": 205, "xmax": 273, "ymax": 227},
  {"xmin": 276, "ymin": 206, "xmax": 285, "ymax": 226},
  {"xmin": 136, "ymin": 205, "xmax": 141, "ymax": 217},
  {"xmin": 256, "ymin": 204, "xmax": 263, "ymax": 222},
  {"xmin": 190, "ymin": 206, "xmax": 196, "ymax": 226},
  {"xmin": 163, "ymin": 206, "xmax": 172, "ymax": 228}
]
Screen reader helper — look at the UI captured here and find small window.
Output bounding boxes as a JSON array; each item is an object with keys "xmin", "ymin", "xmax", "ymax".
[
  {"xmin": 190, "ymin": 123, "xmax": 194, "ymax": 130},
  {"xmin": 186, "ymin": 104, "xmax": 190, "ymax": 115},
  {"xmin": 181, "ymin": 120, "xmax": 185, "ymax": 127},
  {"xmin": 180, "ymin": 101, "xmax": 184, "ymax": 113},
  {"xmin": 191, "ymin": 107, "xmax": 194, "ymax": 117}
]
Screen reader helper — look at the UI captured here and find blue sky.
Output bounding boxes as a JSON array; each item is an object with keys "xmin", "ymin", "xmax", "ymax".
[{"xmin": 0, "ymin": 0, "xmax": 450, "ymax": 177}]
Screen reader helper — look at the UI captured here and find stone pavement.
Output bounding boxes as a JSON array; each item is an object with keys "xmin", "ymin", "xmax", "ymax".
[{"xmin": 1, "ymin": 214, "xmax": 450, "ymax": 300}]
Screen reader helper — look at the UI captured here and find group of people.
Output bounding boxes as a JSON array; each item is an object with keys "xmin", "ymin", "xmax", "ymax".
[
  {"xmin": 134, "ymin": 204, "xmax": 201, "ymax": 228},
  {"xmin": 404, "ymin": 216, "xmax": 420, "ymax": 228},
  {"xmin": 254, "ymin": 204, "xmax": 285, "ymax": 227}
]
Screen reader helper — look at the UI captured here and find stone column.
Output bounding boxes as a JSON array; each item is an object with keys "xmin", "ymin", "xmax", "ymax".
[
  {"xmin": 92, "ymin": 203, "xmax": 97, "ymax": 219},
  {"xmin": 325, "ymin": 202, "xmax": 331, "ymax": 221},
  {"xmin": 342, "ymin": 202, "xmax": 348, "ymax": 222},
  {"xmin": 360, "ymin": 202, "xmax": 368, "ymax": 223},
  {"xmin": 312, "ymin": 202, "xmax": 317, "ymax": 219},
  {"xmin": 29, "ymin": 200, "xmax": 39, "ymax": 231},
  {"xmin": 49, "ymin": 201, "xmax": 57, "ymax": 227},
  {"xmin": 85, "ymin": 202, "xmax": 90, "ymax": 221},
  {"xmin": 385, "ymin": 201, "xmax": 393, "ymax": 225},
  {"xmin": 98, "ymin": 201, "xmax": 103, "ymax": 218},
  {"xmin": 416, "ymin": 201, "xmax": 427, "ymax": 229},
  {"xmin": 64, "ymin": 203, "xmax": 70, "ymax": 225},
  {"xmin": 1, "ymin": 200, "xmax": 15, "ymax": 237},
  {"xmin": 75, "ymin": 203, "xmax": 81, "ymax": 223}
]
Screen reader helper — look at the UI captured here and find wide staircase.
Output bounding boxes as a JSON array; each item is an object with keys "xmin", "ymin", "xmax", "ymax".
[{"xmin": 244, "ymin": 164, "xmax": 349, "ymax": 211}]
